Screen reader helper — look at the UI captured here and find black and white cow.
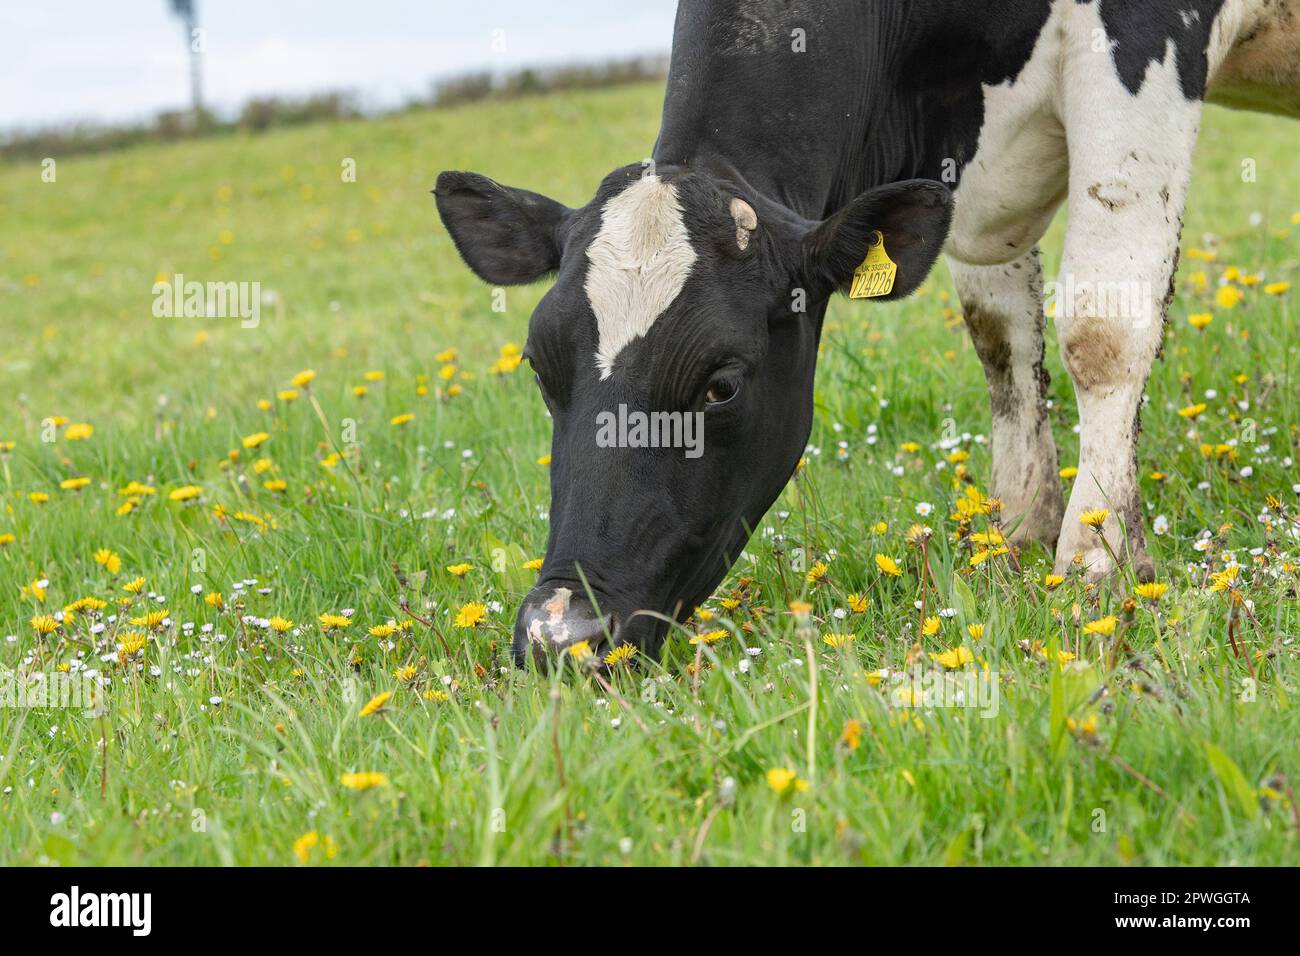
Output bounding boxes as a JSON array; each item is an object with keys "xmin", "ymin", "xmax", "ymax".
[{"xmin": 435, "ymin": 0, "xmax": 1300, "ymax": 665}]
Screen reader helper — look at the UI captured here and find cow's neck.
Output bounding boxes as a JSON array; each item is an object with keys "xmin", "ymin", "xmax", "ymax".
[{"xmin": 651, "ymin": 0, "xmax": 1026, "ymax": 220}]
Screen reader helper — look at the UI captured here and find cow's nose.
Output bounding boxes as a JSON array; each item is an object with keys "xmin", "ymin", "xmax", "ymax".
[{"xmin": 512, "ymin": 585, "xmax": 615, "ymax": 668}]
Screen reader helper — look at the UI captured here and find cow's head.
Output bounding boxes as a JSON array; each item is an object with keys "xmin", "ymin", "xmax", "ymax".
[{"xmin": 435, "ymin": 163, "xmax": 951, "ymax": 666}]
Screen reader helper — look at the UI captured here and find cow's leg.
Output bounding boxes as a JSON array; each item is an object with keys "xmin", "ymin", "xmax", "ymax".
[
  {"xmin": 1053, "ymin": 12, "xmax": 1203, "ymax": 583},
  {"xmin": 949, "ymin": 248, "xmax": 1062, "ymax": 551}
]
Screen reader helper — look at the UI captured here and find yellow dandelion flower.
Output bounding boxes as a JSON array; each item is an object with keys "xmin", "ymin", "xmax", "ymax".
[
  {"xmin": 690, "ymin": 628, "xmax": 727, "ymax": 646},
  {"xmin": 1079, "ymin": 509, "xmax": 1110, "ymax": 530},
  {"xmin": 29, "ymin": 491, "xmax": 50, "ymax": 504},
  {"xmin": 291, "ymin": 369, "xmax": 317, "ymax": 389},
  {"xmin": 277, "ymin": 389, "xmax": 299, "ymax": 402},
  {"xmin": 293, "ymin": 831, "xmax": 319, "ymax": 864},
  {"xmin": 847, "ymin": 593, "xmax": 868, "ymax": 613},
  {"xmin": 604, "ymin": 644, "xmax": 637, "ymax": 667},
  {"xmin": 446, "ymin": 563, "xmax": 472, "ymax": 577},
  {"xmin": 319, "ymin": 613, "xmax": 351, "ymax": 631},
  {"xmin": 929, "ymin": 645, "xmax": 974, "ymax": 669},
  {"xmin": 1059, "ymin": 466, "xmax": 1078, "ymax": 479},
  {"xmin": 822, "ymin": 632, "xmax": 855, "ymax": 649},
  {"xmin": 169, "ymin": 485, "xmax": 202, "ymax": 502},
  {"xmin": 123, "ymin": 576, "xmax": 146, "ymax": 594},
  {"xmin": 359, "ymin": 691, "xmax": 392, "ymax": 717},
  {"xmin": 31, "ymin": 614, "xmax": 60, "ymax": 636},
  {"xmin": 242, "ymin": 431, "xmax": 269, "ymax": 449},
  {"xmin": 118, "ymin": 631, "xmax": 147, "ymax": 656},
  {"xmin": 1264, "ymin": 281, "xmax": 1291, "ymax": 296},
  {"xmin": 805, "ymin": 561, "xmax": 829, "ymax": 584},
  {"xmin": 1083, "ymin": 615, "xmax": 1119, "ymax": 636},
  {"xmin": 0, "ymin": 533, "xmax": 15, "ymax": 546},
  {"xmin": 269, "ymin": 616, "xmax": 294, "ymax": 632},
  {"xmin": 1188, "ymin": 312, "xmax": 1213, "ymax": 330},
  {"xmin": 766, "ymin": 768, "xmax": 809, "ymax": 795},
  {"xmin": 93, "ymin": 548, "xmax": 122, "ymax": 574},
  {"xmin": 1215, "ymin": 285, "xmax": 1242, "ymax": 309},
  {"xmin": 60, "ymin": 477, "xmax": 91, "ymax": 491},
  {"xmin": 339, "ymin": 771, "xmax": 388, "ymax": 791},
  {"xmin": 390, "ymin": 413, "xmax": 415, "ymax": 426},
  {"xmin": 967, "ymin": 623, "xmax": 985, "ymax": 640},
  {"xmin": 522, "ymin": 558, "xmax": 544, "ymax": 571},
  {"xmin": 922, "ymin": 616, "xmax": 941, "ymax": 637},
  {"xmin": 454, "ymin": 602, "xmax": 487, "ymax": 628},
  {"xmin": 875, "ymin": 553, "xmax": 902, "ymax": 577},
  {"xmin": 1178, "ymin": 402, "xmax": 1207, "ymax": 419},
  {"xmin": 368, "ymin": 622, "xmax": 397, "ymax": 638},
  {"xmin": 1134, "ymin": 582, "xmax": 1168, "ymax": 601},
  {"xmin": 64, "ymin": 423, "xmax": 93, "ymax": 441}
]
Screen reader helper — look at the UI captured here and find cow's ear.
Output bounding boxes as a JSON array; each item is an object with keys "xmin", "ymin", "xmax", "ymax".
[
  {"xmin": 434, "ymin": 171, "xmax": 571, "ymax": 285},
  {"xmin": 800, "ymin": 180, "xmax": 952, "ymax": 301}
]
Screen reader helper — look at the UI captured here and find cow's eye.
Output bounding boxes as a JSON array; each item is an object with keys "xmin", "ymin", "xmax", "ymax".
[{"xmin": 705, "ymin": 377, "xmax": 740, "ymax": 406}]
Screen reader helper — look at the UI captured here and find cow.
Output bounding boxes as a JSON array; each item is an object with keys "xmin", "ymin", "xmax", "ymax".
[{"xmin": 434, "ymin": 0, "xmax": 1300, "ymax": 666}]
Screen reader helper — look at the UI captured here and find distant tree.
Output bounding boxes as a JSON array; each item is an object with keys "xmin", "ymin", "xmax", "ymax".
[{"xmin": 169, "ymin": 0, "xmax": 204, "ymax": 119}]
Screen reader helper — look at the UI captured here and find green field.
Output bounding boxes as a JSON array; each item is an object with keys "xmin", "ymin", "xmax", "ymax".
[{"xmin": 1, "ymin": 83, "xmax": 1297, "ymax": 865}]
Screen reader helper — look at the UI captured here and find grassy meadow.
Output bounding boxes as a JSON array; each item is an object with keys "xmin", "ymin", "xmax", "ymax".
[{"xmin": 0, "ymin": 83, "xmax": 1297, "ymax": 865}]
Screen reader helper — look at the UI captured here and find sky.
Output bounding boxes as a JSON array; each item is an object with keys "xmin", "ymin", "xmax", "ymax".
[{"xmin": 1, "ymin": 0, "xmax": 678, "ymax": 130}]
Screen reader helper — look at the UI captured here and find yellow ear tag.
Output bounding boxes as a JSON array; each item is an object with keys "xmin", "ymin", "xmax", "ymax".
[{"xmin": 849, "ymin": 231, "xmax": 898, "ymax": 299}]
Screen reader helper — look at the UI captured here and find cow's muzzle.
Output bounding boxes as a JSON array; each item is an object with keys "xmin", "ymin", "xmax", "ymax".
[{"xmin": 512, "ymin": 584, "xmax": 617, "ymax": 668}]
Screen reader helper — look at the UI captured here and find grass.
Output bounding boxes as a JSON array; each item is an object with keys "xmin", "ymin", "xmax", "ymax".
[{"xmin": 0, "ymin": 82, "xmax": 1298, "ymax": 865}]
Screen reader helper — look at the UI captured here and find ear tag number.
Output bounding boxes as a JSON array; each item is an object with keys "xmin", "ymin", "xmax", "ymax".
[{"xmin": 849, "ymin": 231, "xmax": 898, "ymax": 299}]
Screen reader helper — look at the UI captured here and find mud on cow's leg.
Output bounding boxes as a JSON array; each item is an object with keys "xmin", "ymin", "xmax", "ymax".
[
  {"xmin": 1052, "ymin": 2, "xmax": 1204, "ymax": 583},
  {"xmin": 949, "ymin": 248, "xmax": 1063, "ymax": 551}
]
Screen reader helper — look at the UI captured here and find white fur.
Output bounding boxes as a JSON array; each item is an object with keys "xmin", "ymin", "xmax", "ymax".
[{"xmin": 585, "ymin": 175, "xmax": 697, "ymax": 379}]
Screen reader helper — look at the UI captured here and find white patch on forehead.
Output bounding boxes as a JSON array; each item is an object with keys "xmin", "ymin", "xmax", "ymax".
[{"xmin": 585, "ymin": 175, "xmax": 697, "ymax": 379}]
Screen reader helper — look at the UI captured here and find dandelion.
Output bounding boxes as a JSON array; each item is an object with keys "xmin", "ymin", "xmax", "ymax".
[
  {"xmin": 293, "ymin": 831, "xmax": 319, "ymax": 864},
  {"xmin": 1059, "ymin": 466, "xmax": 1078, "ymax": 479},
  {"xmin": 118, "ymin": 631, "xmax": 147, "ymax": 656},
  {"xmin": 64, "ymin": 423, "xmax": 93, "ymax": 441},
  {"xmin": 130, "ymin": 610, "xmax": 169, "ymax": 630},
  {"xmin": 847, "ymin": 593, "xmax": 868, "ymax": 613},
  {"xmin": 690, "ymin": 629, "xmax": 727, "ymax": 646},
  {"xmin": 93, "ymin": 548, "xmax": 122, "ymax": 574},
  {"xmin": 0, "ymin": 533, "xmax": 14, "ymax": 546},
  {"xmin": 123, "ymin": 576, "xmax": 146, "ymax": 594},
  {"xmin": 31, "ymin": 615, "xmax": 59, "ymax": 636},
  {"xmin": 28, "ymin": 492, "xmax": 49, "ymax": 504},
  {"xmin": 446, "ymin": 563, "xmax": 472, "ymax": 577},
  {"xmin": 390, "ymin": 413, "xmax": 415, "ymax": 426},
  {"xmin": 263, "ymin": 479, "xmax": 287, "ymax": 493},
  {"xmin": 319, "ymin": 613, "xmax": 351, "ymax": 632},
  {"xmin": 290, "ymin": 369, "xmax": 317, "ymax": 389},
  {"xmin": 788, "ymin": 599, "xmax": 813, "ymax": 616},
  {"xmin": 840, "ymin": 720, "xmax": 862, "ymax": 750},
  {"xmin": 604, "ymin": 644, "xmax": 637, "ymax": 667},
  {"xmin": 1178, "ymin": 402, "xmax": 1207, "ymax": 419},
  {"xmin": 766, "ymin": 768, "xmax": 809, "ymax": 795},
  {"xmin": 929, "ymin": 645, "xmax": 974, "ymax": 669},
  {"xmin": 1080, "ymin": 509, "xmax": 1109, "ymax": 530},
  {"xmin": 269, "ymin": 616, "xmax": 294, "ymax": 633},
  {"xmin": 1134, "ymin": 582, "xmax": 1168, "ymax": 601},
  {"xmin": 875, "ymin": 554, "xmax": 902, "ymax": 577},
  {"xmin": 359, "ymin": 691, "xmax": 392, "ymax": 717},
  {"xmin": 967, "ymin": 623, "xmax": 985, "ymax": 641},
  {"xmin": 424, "ymin": 689, "xmax": 451, "ymax": 702},
  {"xmin": 242, "ymin": 432, "xmax": 269, "ymax": 449},
  {"xmin": 369, "ymin": 623, "xmax": 397, "ymax": 638},
  {"xmin": 60, "ymin": 477, "xmax": 91, "ymax": 491},
  {"xmin": 454, "ymin": 602, "xmax": 486, "ymax": 628},
  {"xmin": 805, "ymin": 561, "xmax": 828, "ymax": 584},
  {"xmin": 1083, "ymin": 615, "xmax": 1119, "ymax": 636},
  {"xmin": 521, "ymin": 558, "xmax": 544, "ymax": 571},
  {"xmin": 537, "ymin": 454, "xmax": 551, "ymax": 466},
  {"xmin": 339, "ymin": 771, "xmax": 388, "ymax": 791},
  {"xmin": 394, "ymin": 664, "xmax": 418, "ymax": 682},
  {"xmin": 1264, "ymin": 281, "xmax": 1290, "ymax": 295},
  {"xmin": 169, "ymin": 485, "xmax": 203, "ymax": 502},
  {"xmin": 822, "ymin": 633, "xmax": 854, "ymax": 649},
  {"xmin": 922, "ymin": 616, "xmax": 941, "ymax": 637},
  {"xmin": 1215, "ymin": 285, "xmax": 1243, "ymax": 309},
  {"xmin": 567, "ymin": 640, "xmax": 595, "ymax": 661},
  {"xmin": 277, "ymin": 389, "xmax": 299, "ymax": 402}
]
